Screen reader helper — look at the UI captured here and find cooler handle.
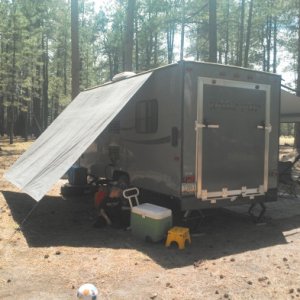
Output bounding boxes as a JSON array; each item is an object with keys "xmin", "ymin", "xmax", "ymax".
[{"xmin": 123, "ymin": 187, "xmax": 140, "ymax": 208}]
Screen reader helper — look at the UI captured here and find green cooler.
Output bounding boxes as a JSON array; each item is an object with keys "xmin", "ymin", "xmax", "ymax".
[{"xmin": 131, "ymin": 203, "xmax": 172, "ymax": 242}]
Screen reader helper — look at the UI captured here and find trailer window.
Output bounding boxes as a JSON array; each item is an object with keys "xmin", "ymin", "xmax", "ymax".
[{"xmin": 136, "ymin": 99, "xmax": 158, "ymax": 133}]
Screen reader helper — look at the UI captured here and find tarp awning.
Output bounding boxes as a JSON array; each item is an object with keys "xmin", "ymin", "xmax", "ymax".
[
  {"xmin": 5, "ymin": 72, "xmax": 152, "ymax": 201},
  {"xmin": 281, "ymin": 90, "xmax": 300, "ymax": 122}
]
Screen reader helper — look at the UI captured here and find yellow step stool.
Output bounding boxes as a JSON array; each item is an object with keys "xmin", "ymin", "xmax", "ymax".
[{"xmin": 165, "ymin": 226, "xmax": 191, "ymax": 250}]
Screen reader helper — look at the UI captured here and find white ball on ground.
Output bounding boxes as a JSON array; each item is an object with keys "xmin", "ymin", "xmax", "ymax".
[{"xmin": 77, "ymin": 283, "xmax": 98, "ymax": 300}]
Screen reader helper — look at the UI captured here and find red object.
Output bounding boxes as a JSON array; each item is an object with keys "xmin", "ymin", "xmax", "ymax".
[
  {"xmin": 95, "ymin": 190, "xmax": 106, "ymax": 207},
  {"xmin": 183, "ymin": 175, "xmax": 195, "ymax": 183}
]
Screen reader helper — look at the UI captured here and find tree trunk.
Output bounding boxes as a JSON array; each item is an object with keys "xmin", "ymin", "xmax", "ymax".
[
  {"xmin": 0, "ymin": 32, "xmax": 4, "ymax": 136},
  {"xmin": 71, "ymin": 0, "xmax": 80, "ymax": 100},
  {"xmin": 196, "ymin": 25, "xmax": 200, "ymax": 61},
  {"xmin": 208, "ymin": 0, "xmax": 217, "ymax": 62},
  {"xmin": 86, "ymin": 47, "xmax": 89, "ymax": 87},
  {"xmin": 180, "ymin": 0, "xmax": 185, "ymax": 61},
  {"xmin": 265, "ymin": 14, "xmax": 272, "ymax": 72},
  {"xmin": 273, "ymin": 16, "xmax": 277, "ymax": 73},
  {"xmin": 108, "ymin": 52, "xmax": 113, "ymax": 80},
  {"xmin": 244, "ymin": 0, "xmax": 253, "ymax": 68},
  {"xmin": 113, "ymin": 52, "xmax": 119, "ymax": 75},
  {"xmin": 167, "ymin": 26, "xmax": 175, "ymax": 64},
  {"xmin": 24, "ymin": 110, "xmax": 28, "ymax": 141},
  {"xmin": 42, "ymin": 34, "xmax": 49, "ymax": 130},
  {"xmin": 224, "ymin": 0, "xmax": 230, "ymax": 64},
  {"xmin": 33, "ymin": 63, "xmax": 42, "ymax": 137},
  {"xmin": 9, "ymin": 1, "xmax": 17, "ymax": 144},
  {"xmin": 154, "ymin": 32, "xmax": 158, "ymax": 66},
  {"xmin": 0, "ymin": 103, "xmax": 4, "ymax": 136},
  {"xmin": 63, "ymin": 22, "xmax": 68, "ymax": 96},
  {"xmin": 237, "ymin": 0, "xmax": 245, "ymax": 66},
  {"xmin": 295, "ymin": 2, "xmax": 300, "ymax": 152},
  {"xmin": 146, "ymin": 10, "xmax": 153, "ymax": 70},
  {"xmin": 124, "ymin": 0, "xmax": 135, "ymax": 71},
  {"xmin": 166, "ymin": 2, "xmax": 175, "ymax": 65},
  {"xmin": 262, "ymin": 32, "xmax": 266, "ymax": 71},
  {"xmin": 297, "ymin": 1, "xmax": 300, "ymax": 99},
  {"xmin": 135, "ymin": 16, "xmax": 139, "ymax": 71}
]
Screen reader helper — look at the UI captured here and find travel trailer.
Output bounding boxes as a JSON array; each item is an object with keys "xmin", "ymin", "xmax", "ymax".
[{"xmin": 78, "ymin": 61, "xmax": 281, "ymax": 210}]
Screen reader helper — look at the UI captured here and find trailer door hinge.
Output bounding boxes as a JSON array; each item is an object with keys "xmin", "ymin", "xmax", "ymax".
[
  {"xmin": 201, "ymin": 189, "xmax": 208, "ymax": 200},
  {"xmin": 241, "ymin": 186, "xmax": 247, "ymax": 197},
  {"xmin": 258, "ymin": 185, "xmax": 265, "ymax": 194},
  {"xmin": 222, "ymin": 187, "xmax": 228, "ymax": 198},
  {"xmin": 195, "ymin": 121, "xmax": 206, "ymax": 130}
]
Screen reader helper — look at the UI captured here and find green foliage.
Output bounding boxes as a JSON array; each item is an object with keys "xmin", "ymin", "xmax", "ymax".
[{"xmin": 281, "ymin": 123, "xmax": 295, "ymax": 136}]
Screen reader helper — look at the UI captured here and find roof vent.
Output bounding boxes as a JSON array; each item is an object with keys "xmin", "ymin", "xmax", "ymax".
[{"xmin": 112, "ymin": 72, "xmax": 136, "ymax": 82}]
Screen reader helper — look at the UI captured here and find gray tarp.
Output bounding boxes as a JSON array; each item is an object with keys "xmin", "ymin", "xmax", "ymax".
[
  {"xmin": 281, "ymin": 90, "xmax": 300, "ymax": 122},
  {"xmin": 5, "ymin": 72, "xmax": 152, "ymax": 201}
]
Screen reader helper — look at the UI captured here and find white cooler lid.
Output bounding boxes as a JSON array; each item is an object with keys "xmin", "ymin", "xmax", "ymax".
[{"xmin": 131, "ymin": 203, "xmax": 172, "ymax": 220}]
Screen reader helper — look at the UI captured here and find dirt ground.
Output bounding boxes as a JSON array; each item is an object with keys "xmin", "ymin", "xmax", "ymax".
[{"xmin": 1, "ymin": 138, "xmax": 300, "ymax": 299}]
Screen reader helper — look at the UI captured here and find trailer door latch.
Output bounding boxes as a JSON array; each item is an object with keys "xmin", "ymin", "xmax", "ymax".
[
  {"xmin": 257, "ymin": 123, "xmax": 272, "ymax": 133},
  {"xmin": 207, "ymin": 124, "xmax": 220, "ymax": 129},
  {"xmin": 195, "ymin": 121, "xmax": 219, "ymax": 130}
]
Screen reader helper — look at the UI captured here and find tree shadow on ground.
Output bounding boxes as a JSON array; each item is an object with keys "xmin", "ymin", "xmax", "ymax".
[{"xmin": 3, "ymin": 190, "xmax": 300, "ymax": 269}]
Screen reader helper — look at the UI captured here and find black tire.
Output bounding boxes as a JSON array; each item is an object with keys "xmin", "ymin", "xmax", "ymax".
[{"xmin": 60, "ymin": 183, "xmax": 97, "ymax": 197}]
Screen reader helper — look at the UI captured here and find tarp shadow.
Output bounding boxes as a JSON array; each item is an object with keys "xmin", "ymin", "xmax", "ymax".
[{"xmin": 3, "ymin": 191, "xmax": 299, "ymax": 269}]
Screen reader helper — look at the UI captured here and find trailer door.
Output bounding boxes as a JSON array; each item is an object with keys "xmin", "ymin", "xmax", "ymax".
[{"xmin": 195, "ymin": 78, "xmax": 271, "ymax": 201}]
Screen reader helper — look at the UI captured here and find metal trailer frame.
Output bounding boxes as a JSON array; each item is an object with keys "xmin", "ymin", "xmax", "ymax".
[{"xmin": 80, "ymin": 61, "xmax": 281, "ymax": 211}]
